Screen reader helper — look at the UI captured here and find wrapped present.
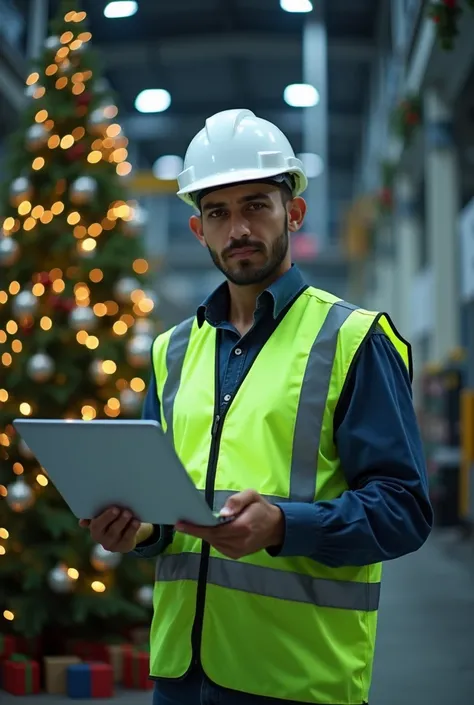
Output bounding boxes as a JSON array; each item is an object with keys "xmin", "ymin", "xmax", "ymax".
[
  {"xmin": 0, "ymin": 634, "xmax": 17, "ymax": 662},
  {"xmin": 67, "ymin": 640, "xmax": 110, "ymax": 663},
  {"xmin": 2, "ymin": 653, "xmax": 40, "ymax": 695},
  {"xmin": 44, "ymin": 656, "xmax": 81, "ymax": 694},
  {"xmin": 67, "ymin": 662, "xmax": 113, "ymax": 699},
  {"xmin": 123, "ymin": 648, "xmax": 153, "ymax": 690},
  {"xmin": 106, "ymin": 643, "xmax": 133, "ymax": 683},
  {"xmin": 130, "ymin": 626, "xmax": 150, "ymax": 647}
]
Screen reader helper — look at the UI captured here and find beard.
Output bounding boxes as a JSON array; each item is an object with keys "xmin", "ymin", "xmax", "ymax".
[{"xmin": 206, "ymin": 219, "xmax": 289, "ymax": 286}]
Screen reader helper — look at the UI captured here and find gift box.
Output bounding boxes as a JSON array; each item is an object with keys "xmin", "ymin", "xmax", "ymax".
[
  {"xmin": 106, "ymin": 643, "xmax": 133, "ymax": 683},
  {"xmin": 67, "ymin": 662, "xmax": 113, "ymax": 699},
  {"xmin": 2, "ymin": 653, "xmax": 40, "ymax": 695},
  {"xmin": 67, "ymin": 640, "xmax": 110, "ymax": 663},
  {"xmin": 44, "ymin": 656, "xmax": 81, "ymax": 694},
  {"xmin": 0, "ymin": 634, "xmax": 17, "ymax": 662},
  {"xmin": 123, "ymin": 648, "xmax": 153, "ymax": 690}
]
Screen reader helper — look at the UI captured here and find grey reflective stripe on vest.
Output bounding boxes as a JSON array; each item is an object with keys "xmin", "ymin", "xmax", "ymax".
[
  {"xmin": 156, "ymin": 553, "xmax": 380, "ymax": 612},
  {"xmin": 161, "ymin": 316, "xmax": 194, "ymax": 443},
  {"xmin": 290, "ymin": 300, "xmax": 357, "ymax": 502}
]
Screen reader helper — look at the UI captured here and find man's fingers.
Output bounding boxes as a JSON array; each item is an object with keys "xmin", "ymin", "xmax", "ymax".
[
  {"xmin": 220, "ymin": 489, "xmax": 259, "ymax": 517},
  {"xmin": 79, "ymin": 519, "xmax": 90, "ymax": 528},
  {"xmin": 90, "ymin": 507, "xmax": 121, "ymax": 535}
]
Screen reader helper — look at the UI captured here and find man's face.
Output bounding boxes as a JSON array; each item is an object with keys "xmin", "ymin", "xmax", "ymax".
[{"xmin": 189, "ymin": 182, "xmax": 305, "ymax": 286}]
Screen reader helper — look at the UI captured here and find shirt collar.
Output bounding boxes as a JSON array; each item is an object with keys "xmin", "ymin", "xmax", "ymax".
[{"xmin": 196, "ymin": 264, "xmax": 306, "ymax": 328}]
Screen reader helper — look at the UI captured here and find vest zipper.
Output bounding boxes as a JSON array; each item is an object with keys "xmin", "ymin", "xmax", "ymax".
[{"xmin": 190, "ymin": 410, "xmax": 225, "ymax": 669}]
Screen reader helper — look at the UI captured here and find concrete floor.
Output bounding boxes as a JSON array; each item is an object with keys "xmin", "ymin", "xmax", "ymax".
[{"xmin": 2, "ymin": 529, "xmax": 474, "ymax": 704}]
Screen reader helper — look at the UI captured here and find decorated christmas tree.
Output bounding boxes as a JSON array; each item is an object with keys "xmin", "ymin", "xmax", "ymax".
[{"xmin": 0, "ymin": 2, "xmax": 157, "ymax": 646}]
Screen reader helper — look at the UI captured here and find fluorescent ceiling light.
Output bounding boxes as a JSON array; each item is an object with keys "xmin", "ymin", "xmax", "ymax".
[
  {"xmin": 135, "ymin": 89, "xmax": 171, "ymax": 114},
  {"xmin": 153, "ymin": 155, "xmax": 183, "ymax": 180},
  {"xmin": 284, "ymin": 83, "xmax": 319, "ymax": 108},
  {"xmin": 104, "ymin": 1, "xmax": 138, "ymax": 18},
  {"xmin": 280, "ymin": 0, "xmax": 313, "ymax": 12},
  {"xmin": 297, "ymin": 153, "xmax": 324, "ymax": 178}
]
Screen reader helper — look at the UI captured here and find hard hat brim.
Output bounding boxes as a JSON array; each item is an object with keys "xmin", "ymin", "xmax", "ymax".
[{"xmin": 177, "ymin": 167, "xmax": 307, "ymax": 206}]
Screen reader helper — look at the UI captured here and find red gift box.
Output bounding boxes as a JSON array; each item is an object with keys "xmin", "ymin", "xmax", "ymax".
[
  {"xmin": 123, "ymin": 649, "xmax": 153, "ymax": 690},
  {"xmin": 0, "ymin": 635, "xmax": 16, "ymax": 662},
  {"xmin": 88, "ymin": 663, "xmax": 114, "ymax": 698},
  {"xmin": 69, "ymin": 640, "xmax": 110, "ymax": 663},
  {"xmin": 2, "ymin": 654, "xmax": 40, "ymax": 695},
  {"xmin": 106, "ymin": 643, "xmax": 133, "ymax": 683}
]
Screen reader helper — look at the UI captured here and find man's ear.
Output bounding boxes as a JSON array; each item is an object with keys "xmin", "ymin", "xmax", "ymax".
[
  {"xmin": 189, "ymin": 215, "xmax": 206, "ymax": 247},
  {"xmin": 287, "ymin": 197, "xmax": 307, "ymax": 233}
]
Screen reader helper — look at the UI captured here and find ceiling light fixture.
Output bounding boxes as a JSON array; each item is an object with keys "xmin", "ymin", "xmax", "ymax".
[
  {"xmin": 104, "ymin": 1, "xmax": 138, "ymax": 19},
  {"xmin": 135, "ymin": 89, "xmax": 171, "ymax": 114},
  {"xmin": 153, "ymin": 155, "xmax": 184, "ymax": 180},
  {"xmin": 280, "ymin": 0, "xmax": 313, "ymax": 13},
  {"xmin": 297, "ymin": 153, "xmax": 324, "ymax": 178},
  {"xmin": 284, "ymin": 83, "xmax": 319, "ymax": 108}
]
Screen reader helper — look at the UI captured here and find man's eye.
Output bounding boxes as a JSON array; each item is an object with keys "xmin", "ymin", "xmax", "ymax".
[
  {"xmin": 209, "ymin": 210, "xmax": 225, "ymax": 218},
  {"xmin": 248, "ymin": 203, "xmax": 265, "ymax": 210}
]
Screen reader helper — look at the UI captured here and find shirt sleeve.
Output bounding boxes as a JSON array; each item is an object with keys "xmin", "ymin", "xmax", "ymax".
[
  {"xmin": 270, "ymin": 331, "xmax": 434, "ymax": 567},
  {"xmin": 131, "ymin": 367, "xmax": 175, "ymax": 559}
]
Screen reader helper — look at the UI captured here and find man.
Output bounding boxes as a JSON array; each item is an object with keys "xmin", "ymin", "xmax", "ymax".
[{"xmin": 81, "ymin": 109, "xmax": 433, "ymax": 705}]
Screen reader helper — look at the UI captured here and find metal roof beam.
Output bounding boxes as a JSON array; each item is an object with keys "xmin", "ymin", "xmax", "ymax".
[
  {"xmin": 121, "ymin": 110, "xmax": 361, "ymax": 142},
  {"xmin": 98, "ymin": 34, "xmax": 374, "ymax": 67}
]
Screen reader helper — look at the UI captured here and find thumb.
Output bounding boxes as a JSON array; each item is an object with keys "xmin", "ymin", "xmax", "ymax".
[
  {"xmin": 220, "ymin": 489, "xmax": 259, "ymax": 517},
  {"xmin": 79, "ymin": 519, "xmax": 90, "ymax": 528}
]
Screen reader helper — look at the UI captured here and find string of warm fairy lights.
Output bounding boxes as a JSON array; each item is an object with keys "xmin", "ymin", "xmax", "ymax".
[{"xmin": 0, "ymin": 7, "xmax": 156, "ymax": 618}]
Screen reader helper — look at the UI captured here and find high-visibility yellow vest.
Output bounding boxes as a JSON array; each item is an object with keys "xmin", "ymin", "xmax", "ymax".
[{"xmin": 149, "ymin": 286, "xmax": 412, "ymax": 704}]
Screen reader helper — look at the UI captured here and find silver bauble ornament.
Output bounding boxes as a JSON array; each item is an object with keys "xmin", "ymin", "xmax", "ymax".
[
  {"xmin": 70, "ymin": 176, "xmax": 97, "ymax": 205},
  {"xmin": 126, "ymin": 334, "xmax": 153, "ymax": 368},
  {"xmin": 6, "ymin": 477, "xmax": 35, "ymax": 512},
  {"xmin": 25, "ymin": 83, "xmax": 43, "ymax": 99},
  {"xmin": 87, "ymin": 108, "xmax": 111, "ymax": 136},
  {"xmin": 44, "ymin": 35, "xmax": 61, "ymax": 52},
  {"xmin": 136, "ymin": 585, "xmax": 154, "ymax": 608},
  {"xmin": 122, "ymin": 205, "xmax": 148, "ymax": 237},
  {"xmin": 142, "ymin": 289, "xmax": 159, "ymax": 311},
  {"xmin": 69, "ymin": 306, "xmax": 97, "ymax": 332},
  {"xmin": 77, "ymin": 243, "xmax": 96, "ymax": 260},
  {"xmin": 114, "ymin": 277, "xmax": 140, "ymax": 304},
  {"xmin": 18, "ymin": 438, "xmax": 34, "ymax": 459},
  {"xmin": 26, "ymin": 124, "xmax": 48, "ymax": 151},
  {"xmin": 90, "ymin": 544, "xmax": 122, "ymax": 572},
  {"xmin": 47, "ymin": 564, "xmax": 75, "ymax": 594},
  {"xmin": 27, "ymin": 352, "xmax": 55, "ymax": 383},
  {"xmin": 120, "ymin": 388, "xmax": 143, "ymax": 415},
  {"xmin": 90, "ymin": 360, "xmax": 108, "ymax": 385},
  {"xmin": 134, "ymin": 318, "xmax": 155, "ymax": 336},
  {"xmin": 0, "ymin": 237, "xmax": 20, "ymax": 266},
  {"xmin": 10, "ymin": 176, "xmax": 33, "ymax": 206},
  {"xmin": 12, "ymin": 290, "xmax": 39, "ymax": 318}
]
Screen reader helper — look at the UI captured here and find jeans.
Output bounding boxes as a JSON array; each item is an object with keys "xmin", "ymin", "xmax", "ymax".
[{"xmin": 152, "ymin": 666, "xmax": 368, "ymax": 705}]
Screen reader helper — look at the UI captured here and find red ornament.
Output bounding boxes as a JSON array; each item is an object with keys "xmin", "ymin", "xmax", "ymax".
[
  {"xmin": 443, "ymin": 0, "xmax": 456, "ymax": 8},
  {"xmin": 380, "ymin": 188, "xmax": 393, "ymax": 207},
  {"xmin": 76, "ymin": 91, "xmax": 93, "ymax": 107},
  {"xmin": 38, "ymin": 271, "xmax": 51, "ymax": 286},
  {"xmin": 433, "ymin": 14, "xmax": 440, "ymax": 22},
  {"xmin": 407, "ymin": 112, "xmax": 419, "ymax": 125},
  {"xmin": 65, "ymin": 142, "xmax": 86, "ymax": 162}
]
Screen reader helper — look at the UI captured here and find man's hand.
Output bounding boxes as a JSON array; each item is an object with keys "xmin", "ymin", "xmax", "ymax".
[
  {"xmin": 79, "ymin": 507, "xmax": 151, "ymax": 553},
  {"xmin": 175, "ymin": 490, "xmax": 285, "ymax": 560}
]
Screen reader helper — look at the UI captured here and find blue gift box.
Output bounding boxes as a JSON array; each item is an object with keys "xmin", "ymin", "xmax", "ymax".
[{"xmin": 67, "ymin": 662, "xmax": 113, "ymax": 699}]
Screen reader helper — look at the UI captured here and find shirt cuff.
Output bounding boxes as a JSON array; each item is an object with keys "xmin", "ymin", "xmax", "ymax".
[
  {"xmin": 266, "ymin": 502, "xmax": 324, "ymax": 558},
  {"xmin": 132, "ymin": 525, "xmax": 173, "ymax": 559}
]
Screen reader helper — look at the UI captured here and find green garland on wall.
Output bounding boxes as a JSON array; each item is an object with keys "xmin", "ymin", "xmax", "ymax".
[
  {"xmin": 428, "ymin": 0, "xmax": 474, "ymax": 51},
  {"xmin": 391, "ymin": 94, "xmax": 422, "ymax": 146}
]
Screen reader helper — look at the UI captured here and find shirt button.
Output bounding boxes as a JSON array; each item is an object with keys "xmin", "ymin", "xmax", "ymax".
[
  {"xmin": 234, "ymin": 348, "xmax": 242, "ymax": 356},
  {"xmin": 224, "ymin": 394, "xmax": 232, "ymax": 402}
]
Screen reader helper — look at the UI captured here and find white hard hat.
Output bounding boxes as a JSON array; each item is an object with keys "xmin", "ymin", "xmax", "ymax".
[{"xmin": 177, "ymin": 108, "xmax": 308, "ymax": 207}]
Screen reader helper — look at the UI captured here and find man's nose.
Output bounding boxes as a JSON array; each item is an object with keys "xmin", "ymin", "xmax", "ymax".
[{"xmin": 228, "ymin": 212, "xmax": 251, "ymax": 239}]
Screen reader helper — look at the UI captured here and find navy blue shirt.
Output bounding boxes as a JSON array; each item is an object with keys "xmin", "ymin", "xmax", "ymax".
[{"xmin": 135, "ymin": 265, "xmax": 433, "ymax": 566}]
